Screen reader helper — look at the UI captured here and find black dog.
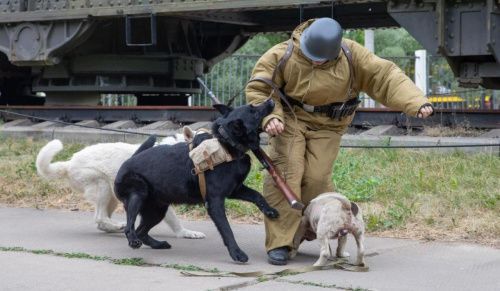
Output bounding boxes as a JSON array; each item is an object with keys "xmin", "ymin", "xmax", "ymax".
[{"xmin": 114, "ymin": 99, "xmax": 278, "ymax": 263}]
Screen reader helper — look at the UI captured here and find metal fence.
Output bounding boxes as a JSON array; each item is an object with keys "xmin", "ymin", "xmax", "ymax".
[
  {"xmin": 190, "ymin": 54, "xmax": 498, "ymax": 110},
  {"xmin": 191, "ymin": 55, "xmax": 260, "ymax": 107},
  {"xmin": 102, "ymin": 54, "xmax": 498, "ymax": 110}
]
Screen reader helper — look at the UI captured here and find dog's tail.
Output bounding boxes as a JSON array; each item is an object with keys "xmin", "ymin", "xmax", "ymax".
[
  {"xmin": 132, "ymin": 135, "xmax": 156, "ymax": 157},
  {"xmin": 329, "ymin": 193, "xmax": 352, "ymax": 211},
  {"xmin": 36, "ymin": 139, "xmax": 69, "ymax": 180}
]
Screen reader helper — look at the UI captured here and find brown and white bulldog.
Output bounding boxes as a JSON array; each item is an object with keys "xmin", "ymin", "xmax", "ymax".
[{"xmin": 291, "ymin": 192, "xmax": 366, "ymax": 267}]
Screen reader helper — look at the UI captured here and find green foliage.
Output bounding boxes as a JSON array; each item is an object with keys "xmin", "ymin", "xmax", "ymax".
[
  {"xmin": 332, "ymin": 154, "xmax": 381, "ymax": 202},
  {"xmin": 236, "ymin": 33, "xmax": 289, "ymax": 55},
  {"xmin": 62, "ymin": 252, "xmax": 108, "ymax": 261},
  {"xmin": 244, "ymin": 163, "xmax": 264, "ymax": 192},
  {"xmin": 343, "ymin": 30, "xmax": 364, "ymax": 44},
  {"xmin": 1, "ymin": 138, "xmax": 498, "ymax": 240},
  {"xmin": 31, "ymin": 249, "xmax": 54, "ymax": 255},
  {"xmin": 163, "ymin": 263, "xmax": 220, "ymax": 273},
  {"xmin": 365, "ymin": 202, "xmax": 414, "ymax": 231},
  {"xmin": 375, "ymin": 28, "xmax": 422, "ymax": 56},
  {"xmin": 15, "ymin": 160, "xmax": 37, "ymax": 178},
  {"xmin": 112, "ymin": 257, "xmax": 146, "ymax": 266},
  {"xmin": 0, "ymin": 246, "xmax": 26, "ymax": 252},
  {"xmin": 53, "ymin": 143, "xmax": 85, "ymax": 162}
]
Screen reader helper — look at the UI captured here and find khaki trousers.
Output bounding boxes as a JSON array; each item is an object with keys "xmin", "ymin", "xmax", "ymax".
[{"xmin": 263, "ymin": 116, "xmax": 343, "ymax": 252}]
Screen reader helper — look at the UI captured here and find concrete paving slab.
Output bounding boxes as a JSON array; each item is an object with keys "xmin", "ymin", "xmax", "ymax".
[
  {"xmin": 286, "ymin": 242, "xmax": 500, "ymax": 291},
  {"xmin": 0, "ymin": 206, "xmax": 499, "ymax": 291},
  {"xmin": 0, "ymin": 207, "xmax": 416, "ymax": 273},
  {"xmin": 63, "ymin": 120, "xmax": 100, "ymax": 129},
  {"xmin": 341, "ymin": 134, "xmax": 500, "ymax": 154},
  {"xmin": 140, "ymin": 120, "xmax": 179, "ymax": 131},
  {"xmin": 102, "ymin": 120, "xmax": 136, "ymax": 129},
  {"xmin": 189, "ymin": 121, "xmax": 213, "ymax": 131},
  {"xmin": 0, "ymin": 251, "xmax": 248, "ymax": 291},
  {"xmin": 1, "ymin": 119, "xmax": 34, "ymax": 128},
  {"xmin": 480, "ymin": 129, "xmax": 500, "ymax": 138},
  {"xmin": 238, "ymin": 279, "xmax": 344, "ymax": 290},
  {"xmin": 360, "ymin": 125, "xmax": 399, "ymax": 136},
  {"xmin": 52, "ymin": 128, "xmax": 126, "ymax": 143},
  {"xmin": 31, "ymin": 121, "xmax": 65, "ymax": 129}
]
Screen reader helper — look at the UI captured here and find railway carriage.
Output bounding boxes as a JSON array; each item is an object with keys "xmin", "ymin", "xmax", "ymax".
[{"xmin": 1, "ymin": 0, "xmax": 499, "ymax": 107}]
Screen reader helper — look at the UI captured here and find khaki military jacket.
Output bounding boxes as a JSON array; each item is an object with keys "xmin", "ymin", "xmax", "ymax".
[{"xmin": 246, "ymin": 19, "xmax": 430, "ymax": 131}]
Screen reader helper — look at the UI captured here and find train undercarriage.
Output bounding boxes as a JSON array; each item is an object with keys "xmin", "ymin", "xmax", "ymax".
[{"xmin": 0, "ymin": 1, "xmax": 499, "ymax": 107}]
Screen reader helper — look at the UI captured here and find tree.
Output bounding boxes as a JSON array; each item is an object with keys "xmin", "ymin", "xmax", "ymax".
[
  {"xmin": 374, "ymin": 28, "xmax": 422, "ymax": 56},
  {"xmin": 236, "ymin": 33, "xmax": 289, "ymax": 55}
]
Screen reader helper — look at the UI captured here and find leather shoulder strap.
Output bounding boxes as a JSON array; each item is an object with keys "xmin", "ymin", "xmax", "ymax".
[
  {"xmin": 340, "ymin": 41, "xmax": 357, "ymax": 98},
  {"xmin": 248, "ymin": 76, "xmax": 294, "ymax": 111},
  {"xmin": 247, "ymin": 39, "xmax": 295, "ymax": 110},
  {"xmin": 271, "ymin": 39, "xmax": 294, "ymax": 83},
  {"xmin": 198, "ymin": 173, "xmax": 207, "ymax": 201}
]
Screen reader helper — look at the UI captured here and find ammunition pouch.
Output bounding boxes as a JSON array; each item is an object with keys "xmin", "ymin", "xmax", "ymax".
[{"xmin": 189, "ymin": 138, "xmax": 233, "ymax": 174}]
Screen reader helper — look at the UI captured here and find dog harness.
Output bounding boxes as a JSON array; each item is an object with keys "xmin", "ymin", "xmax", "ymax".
[{"xmin": 189, "ymin": 138, "xmax": 233, "ymax": 200}]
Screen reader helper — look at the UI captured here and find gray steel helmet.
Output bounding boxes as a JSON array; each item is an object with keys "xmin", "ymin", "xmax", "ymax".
[{"xmin": 300, "ymin": 18, "xmax": 343, "ymax": 62}]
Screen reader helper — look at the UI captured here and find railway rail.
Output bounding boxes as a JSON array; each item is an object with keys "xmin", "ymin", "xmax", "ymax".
[{"xmin": 0, "ymin": 106, "xmax": 498, "ymax": 129}]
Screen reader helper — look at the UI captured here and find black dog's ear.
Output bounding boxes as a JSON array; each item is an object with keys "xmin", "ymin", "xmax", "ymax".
[
  {"xmin": 227, "ymin": 119, "xmax": 245, "ymax": 137},
  {"xmin": 213, "ymin": 104, "xmax": 233, "ymax": 116},
  {"xmin": 351, "ymin": 202, "xmax": 359, "ymax": 216}
]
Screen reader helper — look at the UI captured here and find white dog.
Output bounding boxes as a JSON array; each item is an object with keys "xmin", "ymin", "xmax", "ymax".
[
  {"xmin": 36, "ymin": 132, "xmax": 205, "ymax": 239},
  {"xmin": 292, "ymin": 192, "xmax": 365, "ymax": 266}
]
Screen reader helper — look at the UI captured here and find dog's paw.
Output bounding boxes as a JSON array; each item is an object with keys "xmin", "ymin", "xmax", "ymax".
[
  {"xmin": 229, "ymin": 248, "xmax": 249, "ymax": 263},
  {"xmin": 128, "ymin": 239, "xmax": 143, "ymax": 249},
  {"xmin": 337, "ymin": 251, "xmax": 350, "ymax": 258},
  {"xmin": 264, "ymin": 207, "xmax": 279, "ymax": 219},
  {"xmin": 176, "ymin": 229, "xmax": 206, "ymax": 239},
  {"xmin": 355, "ymin": 258, "xmax": 366, "ymax": 267},
  {"xmin": 151, "ymin": 241, "xmax": 171, "ymax": 249}
]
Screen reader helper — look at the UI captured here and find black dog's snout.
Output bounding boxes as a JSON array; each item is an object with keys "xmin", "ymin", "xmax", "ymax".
[
  {"xmin": 266, "ymin": 98, "xmax": 275, "ymax": 108},
  {"xmin": 259, "ymin": 98, "xmax": 275, "ymax": 116}
]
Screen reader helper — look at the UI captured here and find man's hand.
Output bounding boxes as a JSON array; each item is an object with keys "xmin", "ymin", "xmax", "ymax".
[
  {"xmin": 417, "ymin": 104, "xmax": 434, "ymax": 119},
  {"xmin": 264, "ymin": 118, "xmax": 284, "ymax": 136}
]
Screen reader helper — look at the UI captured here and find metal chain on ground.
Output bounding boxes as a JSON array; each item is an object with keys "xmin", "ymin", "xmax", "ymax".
[{"xmin": 0, "ymin": 109, "xmax": 498, "ymax": 149}]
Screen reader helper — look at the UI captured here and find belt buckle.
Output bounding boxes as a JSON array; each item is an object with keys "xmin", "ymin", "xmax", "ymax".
[{"xmin": 302, "ymin": 104, "xmax": 315, "ymax": 112}]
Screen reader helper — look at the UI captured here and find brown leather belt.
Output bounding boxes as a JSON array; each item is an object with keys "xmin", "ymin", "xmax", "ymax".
[{"xmin": 285, "ymin": 95, "xmax": 360, "ymax": 120}]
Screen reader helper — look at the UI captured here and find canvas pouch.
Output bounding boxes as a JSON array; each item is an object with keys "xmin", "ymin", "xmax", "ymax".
[{"xmin": 189, "ymin": 138, "xmax": 233, "ymax": 174}]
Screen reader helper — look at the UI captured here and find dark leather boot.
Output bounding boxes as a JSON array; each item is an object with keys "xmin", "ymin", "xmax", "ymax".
[{"xmin": 267, "ymin": 246, "xmax": 289, "ymax": 265}]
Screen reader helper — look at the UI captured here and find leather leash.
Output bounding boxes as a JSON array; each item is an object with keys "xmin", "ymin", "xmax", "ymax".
[{"xmin": 180, "ymin": 257, "xmax": 368, "ymax": 278}]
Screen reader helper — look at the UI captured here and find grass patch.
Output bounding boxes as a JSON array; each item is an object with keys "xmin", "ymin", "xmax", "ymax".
[
  {"xmin": 421, "ymin": 124, "xmax": 486, "ymax": 137},
  {"xmin": 163, "ymin": 263, "xmax": 220, "ymax": 273},
  {"xmin": 280, "ymin": 279, "xmax": 372, "ymax": 290},
  {"xmin": 0, "ymin": 245, "xmax": 223, "ymax": 274},
  {"xmin": 0, "ymin": 138, "xmax": 498, "ymax": 246},
  {"xmin": 62, "ymin": 252, "xmax": 108, "ymax": 261},
  {"xmin": 0, "ymin": 246, "xmax": 109, "ymax": 261},
  {"xmin": 112, "ymin": 257, "xmax": 146, "ymax": 266}
]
